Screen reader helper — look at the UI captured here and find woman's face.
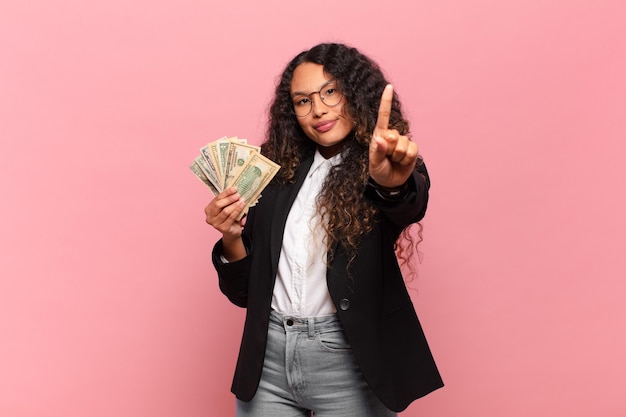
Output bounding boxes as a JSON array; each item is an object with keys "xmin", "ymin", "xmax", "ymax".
[{"xmin": 290, "ymin": 62, "xmax": 354, "ymax": 158}]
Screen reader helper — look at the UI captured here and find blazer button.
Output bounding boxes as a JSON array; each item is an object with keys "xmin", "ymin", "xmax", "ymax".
[{"xmin": 339, "ymin": 298, "xmax": 350, "ymax": 311}]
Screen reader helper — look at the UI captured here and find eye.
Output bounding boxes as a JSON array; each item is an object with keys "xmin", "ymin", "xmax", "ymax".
[
  {"xmin": 323, "ymin": 87, "xmax": 337, "ymax": 97},
  {"xmin": 293, "ymin": 97, "xmax": 311, "ymax": 107}
]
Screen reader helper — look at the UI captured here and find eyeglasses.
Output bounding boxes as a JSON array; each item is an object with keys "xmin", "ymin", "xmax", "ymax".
[{"xmin": 291, "ymin": 83, "xmax": 344, "ymax": 117}]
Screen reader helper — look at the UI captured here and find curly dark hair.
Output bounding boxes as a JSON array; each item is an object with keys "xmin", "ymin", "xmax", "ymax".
[{"xmin": 261, "ymin": 43, "xmax": 417, "ymax": 266}]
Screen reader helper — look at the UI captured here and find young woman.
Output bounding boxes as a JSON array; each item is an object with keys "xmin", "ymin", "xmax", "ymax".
[{"xmin": 205, "ymin": 43, "xmax": 443, "ymax": 416}]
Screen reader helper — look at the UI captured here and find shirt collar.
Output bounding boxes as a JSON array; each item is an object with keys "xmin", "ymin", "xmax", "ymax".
[{"xmin": 309, "ymin": 149, "xmax": 342, "ymax": 177}]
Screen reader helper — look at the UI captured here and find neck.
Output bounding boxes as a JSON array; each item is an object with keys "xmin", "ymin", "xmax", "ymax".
[{"xmin": 317, "ymin": 143, "xmax": 343, "ymax": 159}]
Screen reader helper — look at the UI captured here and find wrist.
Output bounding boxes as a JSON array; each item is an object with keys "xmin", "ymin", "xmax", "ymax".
[{"xmin": 367, "ymin": 177, "xmax": 409, "ymax": 201}]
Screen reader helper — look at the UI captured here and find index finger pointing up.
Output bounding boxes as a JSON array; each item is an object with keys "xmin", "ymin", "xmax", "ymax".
[{"xmin": 375, "ymin": 84, "xmax": 394, "ymax": 132}]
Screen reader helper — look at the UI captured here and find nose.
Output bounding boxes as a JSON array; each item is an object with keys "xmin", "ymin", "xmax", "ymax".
[{"xmin": 310, "ymin": 94, "xmax": 328, "ymax": 117}]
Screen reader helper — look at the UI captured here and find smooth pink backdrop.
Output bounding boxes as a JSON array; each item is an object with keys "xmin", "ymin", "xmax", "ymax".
[{"xmin": 1, "ymin": 1, "xmax": 625, "ymax": 416}]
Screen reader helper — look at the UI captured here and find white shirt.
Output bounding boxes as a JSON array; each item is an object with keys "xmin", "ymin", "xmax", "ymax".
[{"xmin": 271, "ymin": 150, "xmax": 341, "ymax": 317}]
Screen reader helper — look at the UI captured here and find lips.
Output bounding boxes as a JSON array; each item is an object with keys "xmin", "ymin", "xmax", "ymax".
[{"xmin": 314, "ymin": 120, "xmax": 336, "ymax": 133}]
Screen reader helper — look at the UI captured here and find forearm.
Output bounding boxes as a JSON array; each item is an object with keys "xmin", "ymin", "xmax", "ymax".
[{"xmin": 221, "ymin": 235, "xmax": 247, "ymax": 262}]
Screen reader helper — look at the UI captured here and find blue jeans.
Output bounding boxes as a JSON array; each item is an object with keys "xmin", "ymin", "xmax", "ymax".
[{"xmin": 236, "ymin": 310, "xmax": 396, "ymax": 417}]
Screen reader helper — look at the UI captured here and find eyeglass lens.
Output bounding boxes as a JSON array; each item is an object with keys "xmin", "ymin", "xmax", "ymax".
[{"xmin": 292, "ymin": 85, "xmax": 343, "ymax": 117}]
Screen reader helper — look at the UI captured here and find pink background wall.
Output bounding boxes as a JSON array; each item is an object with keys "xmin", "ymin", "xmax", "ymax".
[{"xmin": 1, "ymin": 0, "xmax": 625, "ymax": 416}]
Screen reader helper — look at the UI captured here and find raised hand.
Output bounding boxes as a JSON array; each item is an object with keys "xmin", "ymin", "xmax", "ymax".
[{"xmin": 368, "ymin": 84, "xmax": 419, "ymax": 188}]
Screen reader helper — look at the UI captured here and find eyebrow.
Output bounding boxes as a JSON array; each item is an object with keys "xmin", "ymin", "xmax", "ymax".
[{"xmin": 291, "ymin": 80, "xmax": 337, "ymax": 97}]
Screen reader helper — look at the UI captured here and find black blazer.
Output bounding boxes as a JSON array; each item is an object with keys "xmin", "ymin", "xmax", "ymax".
[{"xmin": 212, "ymin": 156, "xmax": 443, "ymax": 412}]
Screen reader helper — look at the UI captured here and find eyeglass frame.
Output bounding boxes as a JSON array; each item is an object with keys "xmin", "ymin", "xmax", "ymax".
[{"xmin": 290, "ymin": 81, "xmax": 344, "ymax": 117}]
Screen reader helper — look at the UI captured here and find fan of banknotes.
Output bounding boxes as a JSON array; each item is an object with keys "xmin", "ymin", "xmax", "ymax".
[{"xmin": 190, "ymin": 136, "xmax": 281, "ymax": 216}]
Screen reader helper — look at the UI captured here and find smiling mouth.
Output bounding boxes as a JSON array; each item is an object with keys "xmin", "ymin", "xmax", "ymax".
[{"xmin": 314, "ymin": 120, "xmax": 336, "ymax": 132}]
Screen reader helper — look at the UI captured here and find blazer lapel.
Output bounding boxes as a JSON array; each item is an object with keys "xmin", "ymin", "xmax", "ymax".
[{"xmin": 269, "ymin": 156, "xmax": 314, "ymax": 277}]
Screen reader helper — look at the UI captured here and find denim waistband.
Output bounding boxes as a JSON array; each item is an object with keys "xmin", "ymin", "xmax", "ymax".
[{"xmin": 269, "ymin": 309, "xmax": 342, "ymax": 338}]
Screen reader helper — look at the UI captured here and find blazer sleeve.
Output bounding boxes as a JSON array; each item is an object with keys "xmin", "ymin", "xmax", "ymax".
[
  {"xmin": 211, "ymin": 204, "xmax": 258, "ymax": 308},
  {"xmin": 364, "ymin": 160, "xmax": 430, "ymax": 229}
]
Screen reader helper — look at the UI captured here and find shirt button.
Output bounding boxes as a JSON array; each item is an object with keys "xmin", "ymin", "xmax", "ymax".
[
  {"xmin": 286, "ymin": 319, "xmax": 294, "ymax": 326},
  {"xmin": 339, "ymin": 298, "xmax": 350, "ymax": 311}
]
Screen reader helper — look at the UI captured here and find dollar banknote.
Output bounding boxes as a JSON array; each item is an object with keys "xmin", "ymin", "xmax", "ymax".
[
  {"xmin": 206, "ymin": 138, "xmax": 226, "ymax": 186},
  {"xmin": 190, "ymin": 136, "xmax": 280, "ymax": 217},
  {"xmin": 229, "ymin": 153, "xmax": 280, "ymax": 219},
  {"xmin": 224, "ymin": 141, "xmax": 261, "ymax": 188},
  {"xmin": 194, "ymin": 155, "xmax": 222, "ymax": 193},
  {"xmin": 190, "ymin": 160, "xmax": 220, "ymax": 196}
]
